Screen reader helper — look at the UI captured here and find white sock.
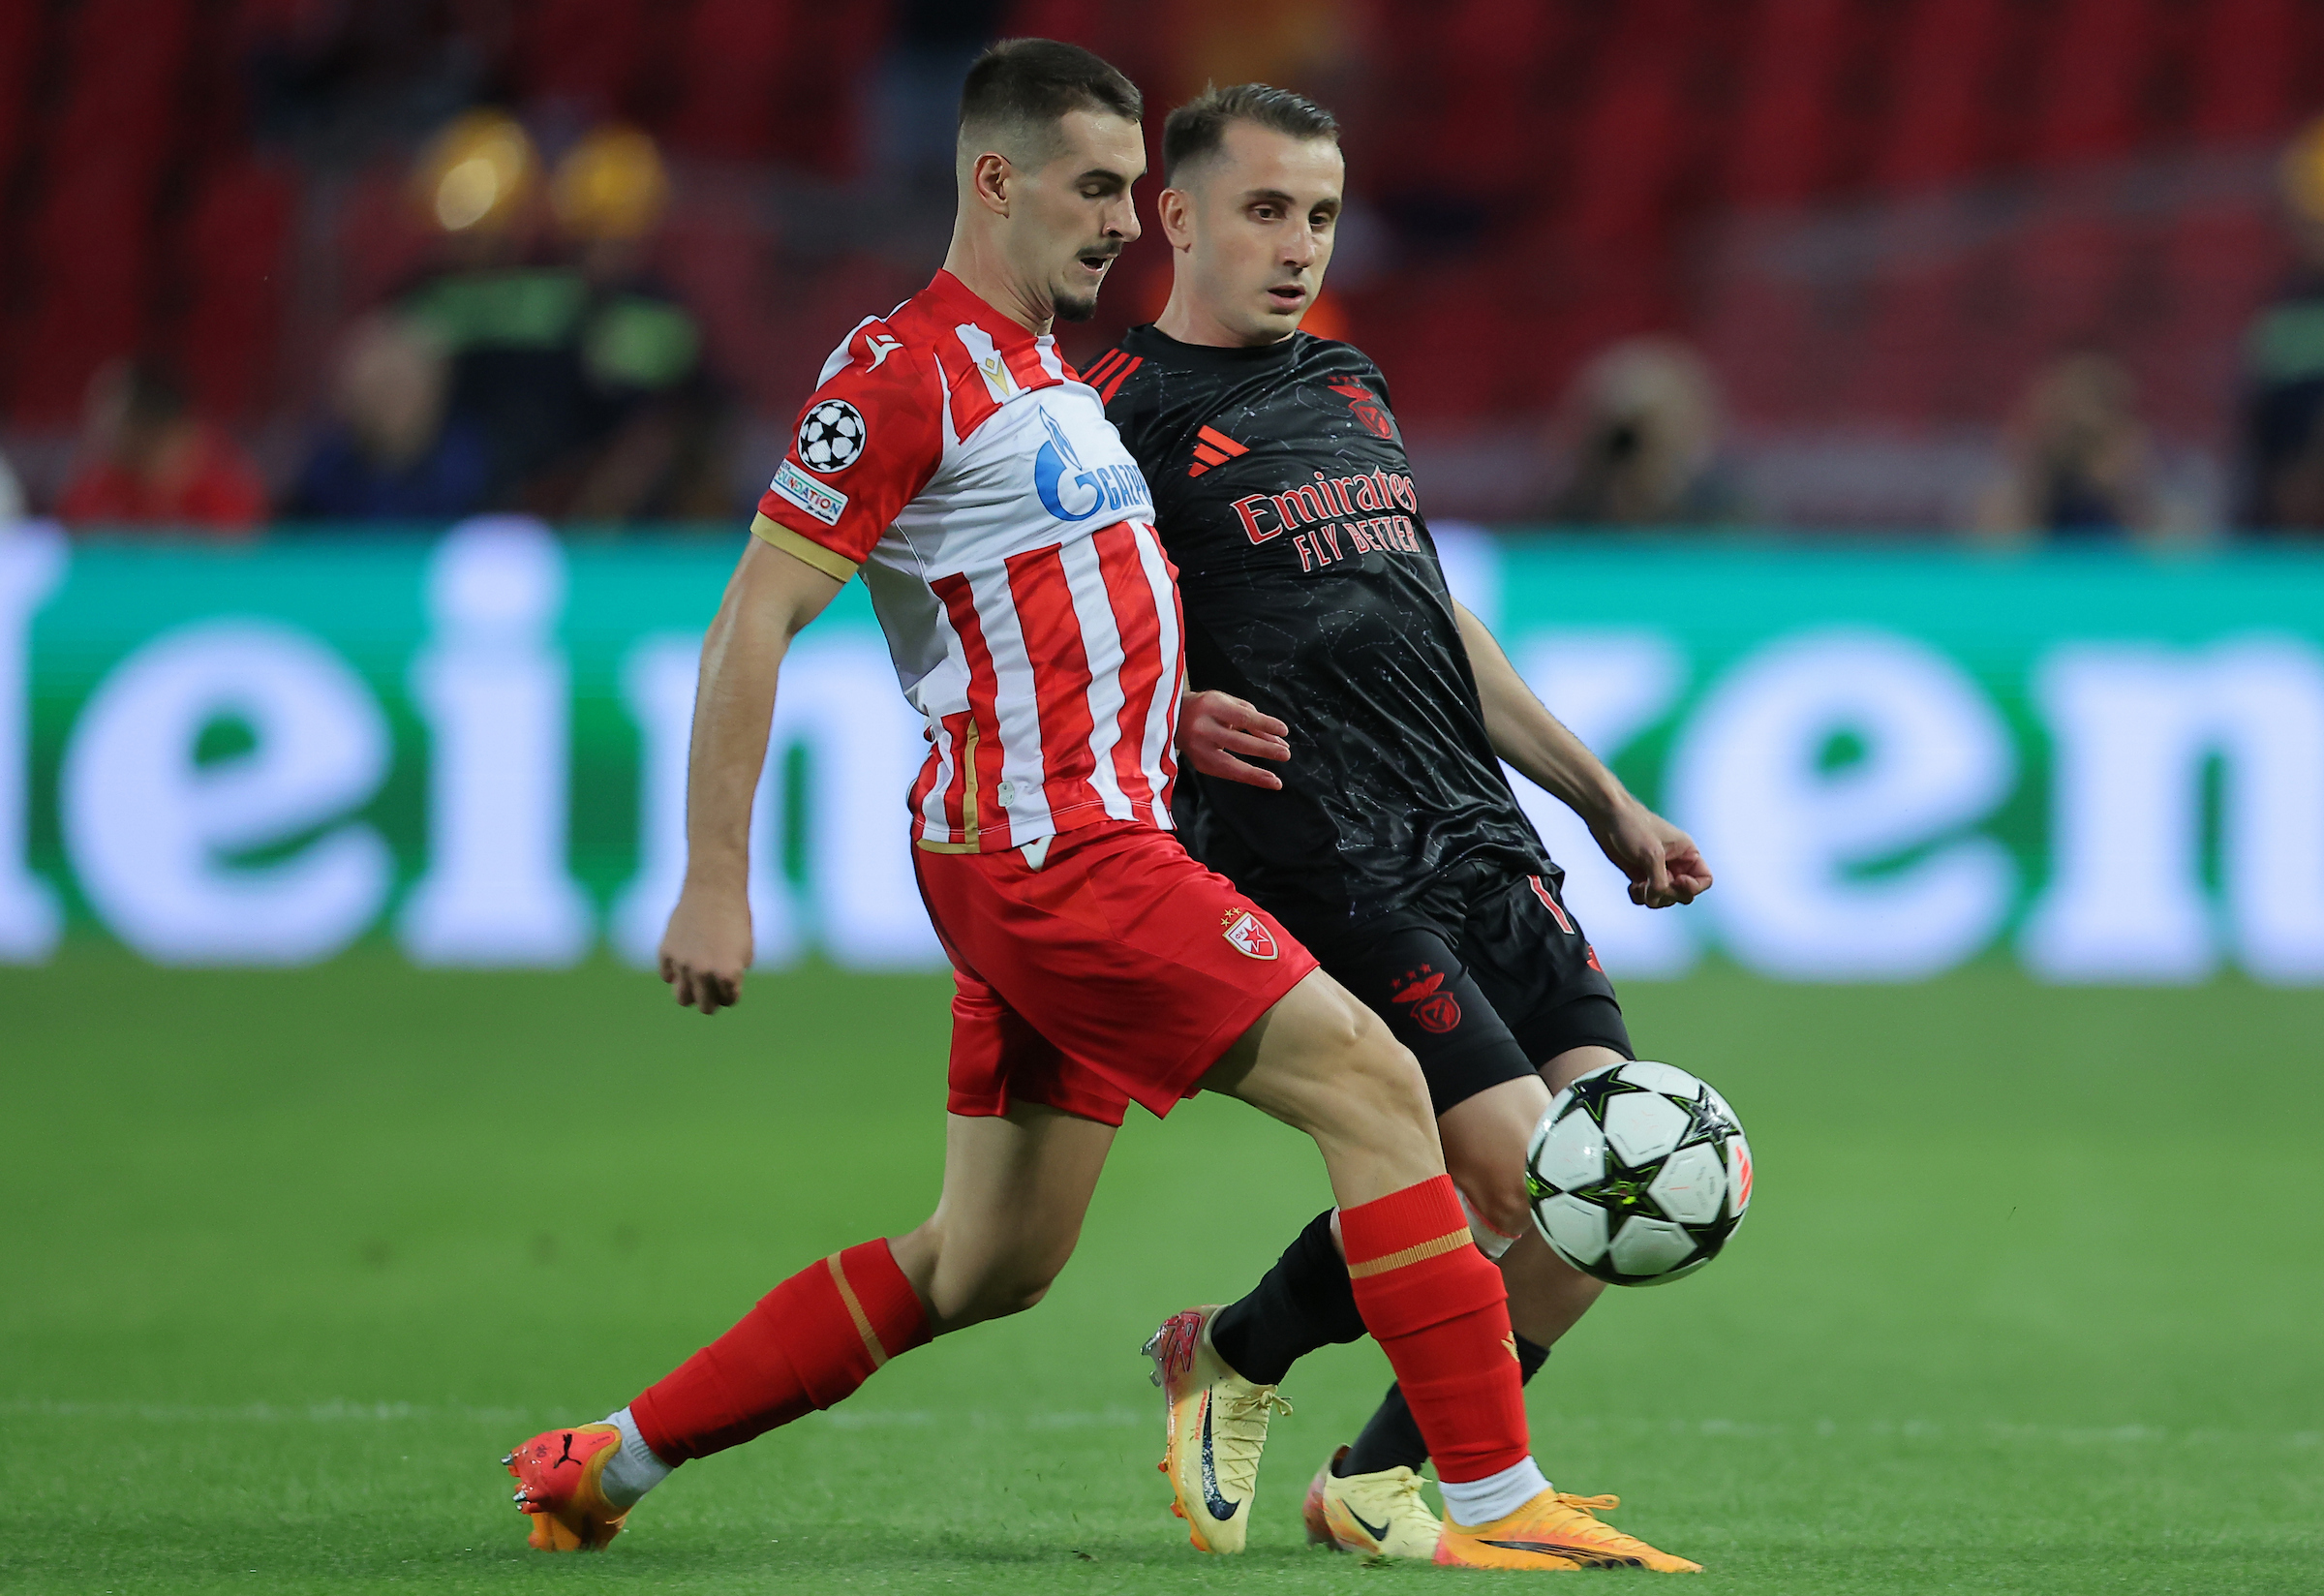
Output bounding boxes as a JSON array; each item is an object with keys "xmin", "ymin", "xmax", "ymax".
[
  {"xmin": 597, "ymin": 1407, "xmax": 675, "ymax": 1508},
  {"xmin": 1439, "ymin": 1455, "xmax": 1550, "ymax": 1527}
]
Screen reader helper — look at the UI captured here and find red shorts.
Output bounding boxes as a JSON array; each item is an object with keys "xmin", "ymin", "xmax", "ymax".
[{"xmin": 914, "ymin": 818, "xmax": 1318, "ymax": 1127}]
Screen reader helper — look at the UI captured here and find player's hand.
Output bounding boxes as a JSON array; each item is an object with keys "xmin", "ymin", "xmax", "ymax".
[
  {"xmin": 1178, "ymin": 690, "xmax": 1291, "ymax": 790},
  {"xmin": 659, "ymin": 885, "xmax": 753, "ymax": 1014},
  {"xmin": 1591, "ymin": 800, "xmax": 1713, "ymax": 908}
]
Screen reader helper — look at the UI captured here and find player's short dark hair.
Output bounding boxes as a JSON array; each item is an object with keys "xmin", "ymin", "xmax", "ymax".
[
  {"xmin": 1163, "ymin": 82, "xmax": 1339, "ymax": 186},
  {"xmin": 958, "ymin": 38, "xmax": 1142, "ymax": 169}
]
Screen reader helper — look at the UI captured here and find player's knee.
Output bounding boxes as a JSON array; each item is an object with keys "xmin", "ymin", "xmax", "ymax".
[
  {"xmin": 1442, "ymin": 1116, "xmax": 1543, "ymax": 1241},
  {"xmin": 1452, "ymin": 1164, "xmax": 1533, "ymax": 1241},
  {"xmin": 1334, "ymin": 1005, "xmax": 1432, "ymax": 1131}
]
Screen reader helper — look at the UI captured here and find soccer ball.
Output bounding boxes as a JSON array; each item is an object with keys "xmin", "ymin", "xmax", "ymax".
[
  {"xmin": 797, "ymin": 399, "xmax": 866, "ymax": 472},
  {"xmin": 1524, "ymin": 1059, "xmax": 1751, "ymax": 1287}
]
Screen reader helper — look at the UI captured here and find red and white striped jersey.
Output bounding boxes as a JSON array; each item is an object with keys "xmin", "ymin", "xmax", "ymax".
[{"xmin": 752, "ymin": 270, "xmax": 1182, "ymax": 853}]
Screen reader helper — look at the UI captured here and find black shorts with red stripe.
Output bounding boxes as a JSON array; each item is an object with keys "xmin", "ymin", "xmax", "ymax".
[{"xmin": 1291, "ymin": 860, "xmax": 1631, "ymax": 1118}]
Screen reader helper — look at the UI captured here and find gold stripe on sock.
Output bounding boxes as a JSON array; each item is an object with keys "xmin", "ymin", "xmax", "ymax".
[
  {"xmin": 1345, "ymin": 1226, "xmax": 1476, "ymax": 1279},
  {"xmin": 826, "ymin": 1254, "xmax": 888, "ymax": 1369}
]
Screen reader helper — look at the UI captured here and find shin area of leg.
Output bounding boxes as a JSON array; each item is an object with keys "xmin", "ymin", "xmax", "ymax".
[
  {"xmin": 628, "ymin": 1237, "xmax": 931, "ymax": 1463},
  {"xmin": 1499, "ymin": 1229, "xmax": 1605, "ymax": 1350}
]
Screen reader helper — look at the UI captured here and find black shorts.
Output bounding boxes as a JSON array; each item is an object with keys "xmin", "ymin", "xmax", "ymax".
[{"xmin": 1300, "ymin": 861, "xmax": 1632, "ymax": 1117}]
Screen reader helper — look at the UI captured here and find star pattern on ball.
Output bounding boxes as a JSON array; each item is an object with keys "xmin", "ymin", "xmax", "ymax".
[
  {"xmin": 1558, "ymin": 1068, "xmax": 1649, "ymax": 1130},
  {"xmin": 1670, "ymin": 1086, "xmax": 1739, "ymax": 1151}
]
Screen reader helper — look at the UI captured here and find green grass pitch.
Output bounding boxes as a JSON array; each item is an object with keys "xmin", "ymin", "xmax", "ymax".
[{"xmin": 3, "ymin": 950, "xmax": 2318, "ymax": 1593}]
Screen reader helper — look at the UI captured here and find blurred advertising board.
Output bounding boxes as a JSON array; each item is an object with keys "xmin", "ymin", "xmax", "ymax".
[{"xmin": 4, "ymin": 518, "xmax": 2321, "ymax": 985}]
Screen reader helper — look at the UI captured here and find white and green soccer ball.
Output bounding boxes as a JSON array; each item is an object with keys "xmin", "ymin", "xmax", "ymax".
[{"xmin": 1524, "ymin": 1059, "xmax": 1751, "ymax": 1287}]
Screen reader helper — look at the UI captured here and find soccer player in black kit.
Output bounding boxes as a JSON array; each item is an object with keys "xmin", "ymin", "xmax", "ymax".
[{"xmin": 1108, "ymin": 86, "xmax": 1712, "ymax": 1570}]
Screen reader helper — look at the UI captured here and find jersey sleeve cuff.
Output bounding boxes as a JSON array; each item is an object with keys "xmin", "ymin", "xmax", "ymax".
[{"xmin": 751, "ymin": 511, "xmax": 862, "ymax": 580}]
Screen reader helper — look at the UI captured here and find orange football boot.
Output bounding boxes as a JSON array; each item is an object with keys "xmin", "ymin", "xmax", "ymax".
[
  {"xmin": 504, "ymin": 1423, "xmax": 627, "ymax": 1550},
  {"xmin": 1437, "ymin": 1489, "xmax": 1700, "ymax": 1572}
]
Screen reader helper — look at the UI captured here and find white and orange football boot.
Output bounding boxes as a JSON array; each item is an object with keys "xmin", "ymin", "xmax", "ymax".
[
  {"xmin": 1301, "ymin": 1444, "xmax": 1444, "ymax": 1559},
  {"xmin": 504, "ymin": 1423, "xmax": 627, "ymax": 1550},
  {"xmin": 1437, "ymin": 1489, "xmax": 1701, "ymax": 1572},
  {"xmin": 1144, "ymin": 1304, "xmax": 1291, "ymax": 1553}
]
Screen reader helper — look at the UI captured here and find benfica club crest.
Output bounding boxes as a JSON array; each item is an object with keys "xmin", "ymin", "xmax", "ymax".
[
  {"xmin": 1390, "ymin": 967, "xmax": 1462, "ymax": 1034},
  {"xmin": 1327, "ymin": 380, "xmax": 1396, "ymax": 442},
  {"xmin": 1221, "ymin": 909, "xmax": 1278, "ymax": 960}
]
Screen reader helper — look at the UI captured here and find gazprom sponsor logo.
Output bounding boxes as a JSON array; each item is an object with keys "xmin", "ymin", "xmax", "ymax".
[{"xmin": 1033, "ymin": 409, "xmax": 1150, "ymax": 524}]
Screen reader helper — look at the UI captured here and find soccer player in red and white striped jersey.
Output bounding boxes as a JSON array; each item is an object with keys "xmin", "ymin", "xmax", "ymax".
[{"xmin": 500, "ymin": 40, "xmax": 1583, "ymax": 1570}]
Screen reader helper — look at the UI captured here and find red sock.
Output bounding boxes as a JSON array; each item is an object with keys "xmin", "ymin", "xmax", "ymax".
[
  {"xmin": 629, "ymin": 1239, "xmax": 931, "ymax": 1463},
  {"xmin": 1338, "ymin": 1175, "xmax": 1529, "ymax": 1484}
]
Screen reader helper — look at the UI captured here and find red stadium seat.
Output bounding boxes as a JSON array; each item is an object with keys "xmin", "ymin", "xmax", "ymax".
[
  {"xmin": 10, "ymin": 183, "xmax": 153, "ymax": 421},
  {"xmin": 1871, "ymin": 0, "xmax": 2008, "ymax": 191},
  {"xmin": 172, "ymin": 159, "xmax": 296, "ymax": 419},
  {"xmin": 1724, "ymin": 0, "xmax": 1852, "ymax": 209},
  {"xmin": 5, "ymin": 0, "xmax": 197, "ymax": 422},
  {"xmin": 1555, "ymin": 0, "xmax": 1702, "ymax": 258},
  {"xmin": 664, "ymin": 0, "xmax": 800, "ymax": 160},
  {"xmin": 0, "ymin": 0, "xmax": 46, "ymax": 199},
  {"xmin": 519, "ymin": 0, "xmax": 650, "ymax": 119},
  {"xmin": 2187, "ymin": 0, "xmax": 2301, "ymax": 143},
  {"xmin": 2026, "ymin": 0, "xmax": 2156, "ymax": 168}
]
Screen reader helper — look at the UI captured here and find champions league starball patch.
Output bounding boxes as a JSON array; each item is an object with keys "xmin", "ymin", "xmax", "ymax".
[{"xmin": 797, "ymin": 400, "xmax": 867, "ymax": 474}]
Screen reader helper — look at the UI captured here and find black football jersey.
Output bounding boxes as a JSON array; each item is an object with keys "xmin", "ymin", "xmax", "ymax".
[{"xmin": 1097, "ymin": 324, "xmax": 1550, "ymax": 939}]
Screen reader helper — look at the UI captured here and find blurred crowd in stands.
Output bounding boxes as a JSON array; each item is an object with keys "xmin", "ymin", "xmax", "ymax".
[{"xmin": 8, "ymin": 0, "xmax": 2324, "ymax": 542}]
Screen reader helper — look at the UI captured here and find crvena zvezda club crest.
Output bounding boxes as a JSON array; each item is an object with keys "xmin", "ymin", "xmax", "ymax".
[
  {"xmin": 1221, "ymin": 909, "xmax": 1278, "ymax": 960},
  {"xmin": 1328, "ymin": 381, "xmax": 1395, "ymax": 442}
]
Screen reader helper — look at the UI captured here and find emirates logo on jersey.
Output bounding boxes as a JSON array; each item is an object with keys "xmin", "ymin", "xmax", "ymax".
[{"xmin": 1221, "ymin": 909, "xmax": 1278, "ymax": 961}]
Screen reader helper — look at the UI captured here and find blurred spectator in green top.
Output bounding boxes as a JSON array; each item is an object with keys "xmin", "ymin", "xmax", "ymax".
[
  {"xmin": 1541, "ymin": 337, "xmax": 1747, "ymax": 528},
  {"xmin": 395, "ymin": 113, "xmax": 727, "ymax": 523},
  {"xmin": 2239, "ymin": 117, "xmax": 2324, "ymax": 535}
]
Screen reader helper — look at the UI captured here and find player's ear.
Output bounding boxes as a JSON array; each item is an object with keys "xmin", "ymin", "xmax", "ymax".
[
  {"xmin": 1157, "ymin": 186, "xmax": 1196, "ymax": 250},
  {"xmin": 968, "ymin": 150, "xmax": 1013, "ymax": 216}
]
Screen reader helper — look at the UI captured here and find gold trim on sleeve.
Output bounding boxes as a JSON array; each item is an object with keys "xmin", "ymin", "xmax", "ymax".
[{"xmin": 750, "ymin": 511, "xmax": 861, "ymax": 580}]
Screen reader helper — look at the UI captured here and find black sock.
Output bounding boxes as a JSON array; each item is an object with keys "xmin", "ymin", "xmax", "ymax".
[
  {"xmin": 1207, "ymin": 1209, "xmax": 1366, "ymax": 1386},
  {"xmin": 1337, "ymin": 1335, "xmax": 1550, "ymax": 1477}
]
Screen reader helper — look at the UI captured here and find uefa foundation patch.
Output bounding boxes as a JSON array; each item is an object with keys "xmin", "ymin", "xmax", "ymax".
[{"xmin": 1220, "ymin": 909, "xmax": 1277, "ymax": 960}]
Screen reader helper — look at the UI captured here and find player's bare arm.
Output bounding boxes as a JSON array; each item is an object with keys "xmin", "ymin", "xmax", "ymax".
[
  {"xmin": 658, "ymin": 537, "xmax": 843, "ymax": 1014},
  {"xmin": 1451, "ymin": 598, "xmax": 1712, "ymax": 908}
]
